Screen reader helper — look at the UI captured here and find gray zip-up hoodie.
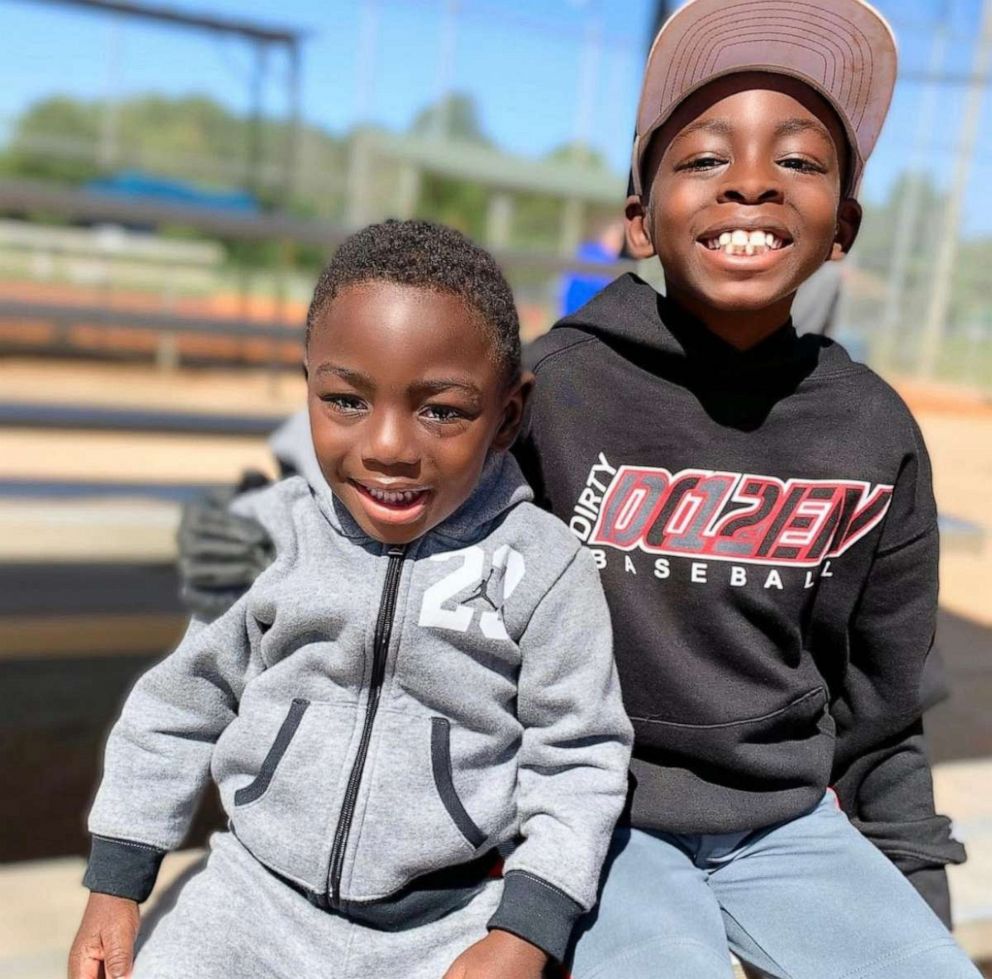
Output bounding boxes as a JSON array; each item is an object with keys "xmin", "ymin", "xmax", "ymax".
[{"xmin": 85, "ymin": 451, "xmax": 632, "ymax": 960}]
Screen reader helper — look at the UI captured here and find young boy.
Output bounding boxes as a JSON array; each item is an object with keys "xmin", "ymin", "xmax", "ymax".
[
  {"xmin": 514, "ymin": 1, "xmax": 979, "ymax": 975},
  {"xmin": 69, "ymin": 220, "xmax": 632, "ymax": 979}
]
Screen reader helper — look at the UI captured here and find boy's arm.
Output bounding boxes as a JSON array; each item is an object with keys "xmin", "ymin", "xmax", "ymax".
[
  {"xmin": 832, "ymin": 430, "xmax": 965, "ymax": 925},
  {"xmin": 83, "ymin": 596, "xmax": 260, "ymax": 902},
  {"xmin": 487, "ymin": 545, "xmax": 633, "ymax": 962}
]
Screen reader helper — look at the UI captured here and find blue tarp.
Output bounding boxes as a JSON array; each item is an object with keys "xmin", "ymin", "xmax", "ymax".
[{"xmin": 85, "ymin": 171, "xmax": 260, "ymax": 214}]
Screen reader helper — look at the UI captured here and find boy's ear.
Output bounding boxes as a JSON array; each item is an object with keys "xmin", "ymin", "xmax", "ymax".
[
  {"xmin": 492, "ymin": 371, "xmax": 535, "ymax": 452},
  {"xmin": 624, "ymin": 195, "xmax": 657, "ymax": 260},
  {"xmin": 830, "ymin": 198, "xmax": 862, "ymax": 261}
]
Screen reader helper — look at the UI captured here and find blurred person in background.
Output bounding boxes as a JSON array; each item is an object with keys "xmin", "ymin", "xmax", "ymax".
[{"xmin": 559, "ymin": 217, "xmax": 627, "ymax": 317}]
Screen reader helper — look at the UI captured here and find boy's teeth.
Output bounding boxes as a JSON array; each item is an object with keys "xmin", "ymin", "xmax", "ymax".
[
  {"xmin": 712, "ymin": 229, "xmax": 784, "ymax": 255},
  {"xmin": 366, "ymin": 486, "xmax": 422, "ymax": 504}
]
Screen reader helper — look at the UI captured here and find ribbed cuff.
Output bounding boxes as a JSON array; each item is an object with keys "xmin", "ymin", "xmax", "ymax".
[
  {"xmin": 83, "ymin": 835, "xmax": 165, "ymax": 902},
  {"xmin": 904, "ymin": 865, "xmax": 953, "ymax": 929},
  {"xmin": 487, "ymin": 870, "xmax": 583, "ymax": 962},
  {"xmin": 852, "ymin": 816, "xmax": 968, "ymax": 867}
]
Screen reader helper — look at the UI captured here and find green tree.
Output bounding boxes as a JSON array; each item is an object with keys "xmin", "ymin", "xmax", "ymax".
[
  {"xmin": 544, "ymin": 141, "xmax": 611, "ymax": 170},
  {"xmin": 114, "ymin": 95, "xmax": 248, "ymax": 185},
  {"xmin": 1, "ymin": 92, "xmax": 350, "ymax": 217},
  {"xmin": 2, "ymin": 96, "xmax": 102, "ymax": 183},
  {"xmin": 414, "ymin": 174, "xmax": 489, "ymax": 240},
  {"xmin": 410, "ymin": 93, "xmax": 491, "ymax": 144}
]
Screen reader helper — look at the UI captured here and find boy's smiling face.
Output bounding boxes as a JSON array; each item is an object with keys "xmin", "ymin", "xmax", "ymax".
[
  {"xmin": 626, "ymin": 72, "xmax": 862, "ymax": 348},
  {"xmin": 306, "ymin": 281, "xmax": 529, "ymax": 545}
]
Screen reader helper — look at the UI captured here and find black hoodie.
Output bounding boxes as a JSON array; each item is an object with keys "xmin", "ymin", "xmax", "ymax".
[{"xmin": 515, "ymin": 274, "xmax": 964, "ymax": 906}]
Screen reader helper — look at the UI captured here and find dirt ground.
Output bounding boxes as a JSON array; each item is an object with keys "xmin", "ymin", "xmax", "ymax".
[{"xmin": 898, "ymin": 381, "xmax": 992, "ymax": 628}]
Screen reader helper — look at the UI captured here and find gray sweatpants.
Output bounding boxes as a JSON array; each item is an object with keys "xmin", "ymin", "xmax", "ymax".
[{"xmin": 134, "ymin": 832, "xmax": 503, "ymax": 979}]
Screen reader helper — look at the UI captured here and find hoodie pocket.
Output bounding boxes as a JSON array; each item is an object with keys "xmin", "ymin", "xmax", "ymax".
[
  {"xmin": 430, "ymin": 717, "xmax": 486, "ymax": 848},
  {"xmin": 630, "ymin": 686, "xmax": 834, "ymax": 789},
  {"xmin": 215, "ymin": 697, "xmax": 360, "ymax": 890},
  {"xmin": 344, "ymin": 709, "xmax": 516, "ymax": 902},
  {"xmin": 234, "ymin": 698, "xmax": 309, "ymax": 806}
]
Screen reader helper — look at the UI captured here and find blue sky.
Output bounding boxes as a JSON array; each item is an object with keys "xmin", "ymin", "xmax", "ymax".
[{"xmin": 1, "ymin": 0, "xmax": 991, "ymax": 234}]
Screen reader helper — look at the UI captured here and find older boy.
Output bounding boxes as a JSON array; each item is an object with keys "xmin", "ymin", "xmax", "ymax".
[{"xmin": 516, "ymin": 1, "xmax": 978, "ymax": 975}]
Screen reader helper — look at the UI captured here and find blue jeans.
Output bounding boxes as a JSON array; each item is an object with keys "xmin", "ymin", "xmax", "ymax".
[{"xmin": 568, "ymin": 792, "xmax": 979, "ymax": 979}]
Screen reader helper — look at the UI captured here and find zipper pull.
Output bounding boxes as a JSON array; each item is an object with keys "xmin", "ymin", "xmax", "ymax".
[{"xmin": 386, "ymin": 544, "xmax": 406, "ymax": 558}]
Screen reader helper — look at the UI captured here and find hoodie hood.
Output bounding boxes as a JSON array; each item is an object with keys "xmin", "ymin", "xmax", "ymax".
[
  {"xmin": 552, "ymin": 273, "xmax": 838, "ymax": 388},
  {"xmin": 268, "ymin": 409, "xmax": 325, "ymax": 488}
]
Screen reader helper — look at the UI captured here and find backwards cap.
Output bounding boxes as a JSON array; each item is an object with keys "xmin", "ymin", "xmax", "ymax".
[{"xmin": 632, "ymin": 0, "xmax": 898, "ymax": 197}]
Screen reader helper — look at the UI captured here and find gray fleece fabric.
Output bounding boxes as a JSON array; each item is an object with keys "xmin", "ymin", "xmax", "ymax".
[
  {"xmin": 135, "ymin": 832, "xmax": 504, "ymax": 979},
  {"xmin": 85, "ymin": 451, "xmax": 632, "ymax": 962}
]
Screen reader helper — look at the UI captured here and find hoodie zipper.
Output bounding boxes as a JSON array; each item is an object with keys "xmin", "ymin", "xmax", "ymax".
[{"xmin": 327, "ymin": 543, "xmax": 406, "ymax": 907}]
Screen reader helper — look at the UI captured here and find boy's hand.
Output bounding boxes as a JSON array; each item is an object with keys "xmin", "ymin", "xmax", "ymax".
[
  {"xmin": 443, "ymin": 930, "xmax": 550, "ymax": 979},
  {"xmin": 68, "ymin": 893, "xmax": 140, "ymax": 979}
]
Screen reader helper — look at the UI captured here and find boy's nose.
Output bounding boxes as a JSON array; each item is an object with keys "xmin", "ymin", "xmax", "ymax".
[
  {"xmin": 362, "ymin": 412, "xmax": 420, "ymax": 469},
  {"xmin": 717, "ymin": 163, "xmax": 784, "ymax": 206}
]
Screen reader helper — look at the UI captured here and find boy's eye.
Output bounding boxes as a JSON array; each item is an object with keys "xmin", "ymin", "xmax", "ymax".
[
  {"xmin": 321, "ymin": 394, "xmax": 367, "ymax": 414},
  {"xmin": 680, "ymin": 155, "xmax": 726, "ymax": 171},
  {"xmin": 421, "ymin": 404, "xmax": 467, "ymax": 423},
  {"xmin": 778, "ymin": 157, "xmax": 826, "ymax": 174}
]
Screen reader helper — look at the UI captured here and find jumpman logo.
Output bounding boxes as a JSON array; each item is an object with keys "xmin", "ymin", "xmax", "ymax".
[{"xmin": 465, "ymin": 568, "xmax": 502, "ymax": 611}]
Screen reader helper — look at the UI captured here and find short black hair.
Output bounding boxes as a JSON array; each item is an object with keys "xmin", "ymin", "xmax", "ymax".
[{"xmin": 306, "ymin": 219, "xmax": 521, "ymax": 382}]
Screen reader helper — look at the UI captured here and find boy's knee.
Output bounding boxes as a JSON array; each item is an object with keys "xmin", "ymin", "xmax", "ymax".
[{"xmin": 847, "ymin": 939, "xmax": 981, "ymax": 979}]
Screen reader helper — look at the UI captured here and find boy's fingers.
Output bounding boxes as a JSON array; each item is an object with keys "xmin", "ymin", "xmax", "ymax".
[
  {"xmin": 101, "ymin": 928, "xmax": 135, "ymax": 979},
  {"xmin": 67, "ymin": 941, "xmax": 104, "ymax": 979},
  {"xmin": 103, "ymin": 948, "xmax": 133, "ymax": 979}
]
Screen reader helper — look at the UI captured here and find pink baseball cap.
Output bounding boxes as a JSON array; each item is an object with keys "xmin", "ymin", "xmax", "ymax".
[{"xmin": 631, "ymin": 0, "xmax": 898, "ymax": 198}]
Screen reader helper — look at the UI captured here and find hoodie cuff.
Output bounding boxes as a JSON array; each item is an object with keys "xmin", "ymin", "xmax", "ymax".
[
  {"xmin": 852, "ymin": 815, "xmax": 968, "ymax": 868},
  {"xmin": 904, "ymin": 865, "xmax": 953, "ymax": 929},
  {"xmin": 487, "ymin": 870, "xmax": 584, "ymax": 963},
  {"xmin": 83, "ymin": 835, "xmax": 166, "ymax": 902}
]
